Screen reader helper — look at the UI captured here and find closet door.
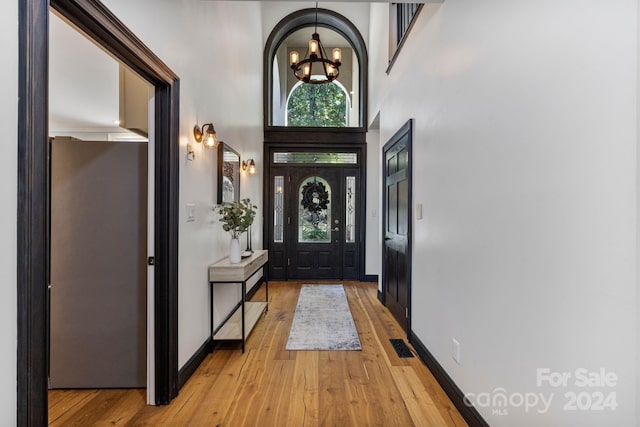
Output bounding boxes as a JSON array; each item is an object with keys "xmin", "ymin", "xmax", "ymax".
[
  {"xmin": 49, "ymin": 138, "xmax": 147, "ymax": 388},
  {"xmin": 382, "ymin": 121, "xmax": 412, "ymax": 332}
]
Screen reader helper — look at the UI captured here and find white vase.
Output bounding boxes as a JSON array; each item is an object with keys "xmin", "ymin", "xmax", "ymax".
[{"xmin": 229, "ymin": 237, "xmax": 241, "ymax": 264}]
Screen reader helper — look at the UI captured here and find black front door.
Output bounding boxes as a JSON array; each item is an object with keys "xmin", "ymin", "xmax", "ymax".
[
  {"xmin": 266, "ymin": 146, "xmax": 364, "ymax": 281},
  {"xmin": 382, "ymin": 120, "xmax": 412, "ymax": 332},
  {"xmin": 288, "ymin": 166, "xmax": 343, "ymax": 279}
]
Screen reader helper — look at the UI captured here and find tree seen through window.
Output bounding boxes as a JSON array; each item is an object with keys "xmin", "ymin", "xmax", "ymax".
[{"xmin": 286, "ymin": 81, "xmax": 348, "ymax": 127}]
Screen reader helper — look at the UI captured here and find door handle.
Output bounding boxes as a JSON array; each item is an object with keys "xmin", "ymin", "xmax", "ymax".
[
  {"xmin": 384, "ymin": 237, "xmax": 392, "ymax": 241},
  {"xmin": 332, "ymin": 227, "xmax": 339, "ymax": 232}
]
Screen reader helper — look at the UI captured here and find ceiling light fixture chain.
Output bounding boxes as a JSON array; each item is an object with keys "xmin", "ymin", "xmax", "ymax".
[
  {"xmin": 289, "ymin": 2, "xmax": 342, "ymax": 85},
  {"xmin": 314, "ymin": 1, "xmax": 318, "ymax": 33}
]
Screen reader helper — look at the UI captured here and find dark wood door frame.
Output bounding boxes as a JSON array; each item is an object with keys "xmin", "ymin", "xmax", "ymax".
[
  {"xmin": 18, "ymin": 0, "xmax": 180, "ymax": 424},
  {"xmin": 263, "ymin": 138, "xmax": 367, "ymax": 281},
  {"xmin": 381, "ymin": 119, "xmax": 413, "ymax": 338},
  {"xmin": 263, "ymin": 7, "xmax": 368, "ymax": 130}
]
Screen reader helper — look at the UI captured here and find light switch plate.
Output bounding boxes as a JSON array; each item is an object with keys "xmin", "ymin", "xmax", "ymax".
[
  {"xmin": 452, "ymin": 338, "xmax": 461, "ymax": 364},
  {"xmin": 416, "ymin": 203, "xmax": 423, "ymax": 220},
  {"xmin": 186, "ymin": 203, "xmax": 196, "ymax": 222}
]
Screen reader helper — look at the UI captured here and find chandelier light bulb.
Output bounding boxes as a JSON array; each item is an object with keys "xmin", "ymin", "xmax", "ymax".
[
  {"xmin": 332, "ymin": 48, "xmax": 342, "ymax": 62},
  {"xmin": 290, "ymin": 50, "xmax": 299, "ymax": 66},
  {"xmin": 309, "ymin": 38, "xmax": 319, "ymax": 56}
]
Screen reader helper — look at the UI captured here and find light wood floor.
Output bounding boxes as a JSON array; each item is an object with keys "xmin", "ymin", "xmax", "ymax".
[{"xmin": 49, "ymin": 281, "xmax": 467, "ymax": 426}]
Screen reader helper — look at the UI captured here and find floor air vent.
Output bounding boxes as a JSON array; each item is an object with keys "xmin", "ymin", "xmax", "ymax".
[{"xmin": 390, "ymin": 339, "xmax": 414, "ymax": 358}]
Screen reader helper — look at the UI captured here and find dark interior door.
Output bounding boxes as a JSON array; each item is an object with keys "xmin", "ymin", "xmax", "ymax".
[
  {"xmin": 383, "ymin": 120, "xmax": 412, "ymax": 332},
  {"xmin": 288, "ymin": 167, "xmax": 343, "ymax": 279}
]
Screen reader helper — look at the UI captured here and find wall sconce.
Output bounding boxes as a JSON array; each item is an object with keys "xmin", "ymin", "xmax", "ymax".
[
  {"xmin": 193, "ymin": 123, "xmax": 220, "ymax": 149},
  {"xmin": 242, "ymin": 159, "xmax": 257, "ymax": 175}
]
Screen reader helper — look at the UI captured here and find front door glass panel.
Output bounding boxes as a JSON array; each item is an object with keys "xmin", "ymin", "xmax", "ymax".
[
  {"xmin": 298, "ymin": 176, "xmax": 331, "ymax": 243},
  {"xmin": 274, "ymin": 176, "xmax": 284, "ymax": 243},
  {"xmin": 346, "ymin": 176, "xmax": 356, "ymax": 243},
  {"xmin": 273, "ymin": 152, "xmax": 357, "ymax": 164}
]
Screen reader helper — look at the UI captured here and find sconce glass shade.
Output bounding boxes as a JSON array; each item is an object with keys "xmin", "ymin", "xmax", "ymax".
[
  {"xmin": 204, "ymin": 130, "xmax": 218, "ymax": 148},
  {"xmin": 193, "ymin": 123, "xmax": 219, "ymax": 148},
  {"xmin": 242, "ymin": 159, "xmax": 257, "ymax": 175}
]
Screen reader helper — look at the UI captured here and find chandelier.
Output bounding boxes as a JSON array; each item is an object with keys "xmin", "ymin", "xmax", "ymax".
[{"xmin": 289, "ymin": 3, "xmax": 342, "ymax": 85}]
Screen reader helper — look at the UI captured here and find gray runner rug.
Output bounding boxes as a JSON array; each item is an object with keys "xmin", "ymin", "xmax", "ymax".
[{"xmin": 286, "ymin": 284, "xmax": 362, "ymax": 351}]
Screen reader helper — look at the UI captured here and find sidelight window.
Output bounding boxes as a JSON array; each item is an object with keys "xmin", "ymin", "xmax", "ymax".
[
  {"xmin": 274, "ymin": 176, "xmax": 284, "ymax": 243},
  {"xmin": 345, "ymin": 176, "xmax": 356, "ymax": 243}
]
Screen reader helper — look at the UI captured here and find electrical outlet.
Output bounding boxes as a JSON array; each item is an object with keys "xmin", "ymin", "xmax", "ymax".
[{"xmin": 452, "ymin": 338, "xmax": 461, "ymax": 364}]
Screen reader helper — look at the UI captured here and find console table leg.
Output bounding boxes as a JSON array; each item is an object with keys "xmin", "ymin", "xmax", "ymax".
[
  {"xmin": 210, "ymin": 282, "xmax": 214, "ymax": 353},
  {"xmin": 241, "ymin": 281, "xmax": 246, "ymax": 353}
]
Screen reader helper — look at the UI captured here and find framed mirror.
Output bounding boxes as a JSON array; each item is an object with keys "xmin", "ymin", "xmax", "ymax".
[{"xmin": 217, "ymin": 143, "xmax": 240, "ymax": 204}]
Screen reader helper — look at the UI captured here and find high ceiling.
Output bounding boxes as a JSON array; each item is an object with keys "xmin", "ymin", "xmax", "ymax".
[{"xmin": 48, "ymin": 5, "xmax": 356, "ymax": 140}]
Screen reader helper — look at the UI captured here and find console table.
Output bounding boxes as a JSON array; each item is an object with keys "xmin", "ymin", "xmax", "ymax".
[{"xmin": 208, "ymin": 249, "xmax": 268, "ymax": 353}]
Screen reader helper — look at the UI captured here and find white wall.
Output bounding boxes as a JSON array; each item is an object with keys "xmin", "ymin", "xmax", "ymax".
[
  {"xmin": 103, "ymin": 0, "xmax": 264, "ymax": 368},
  {"xmin": 365, "ymin": 122, "xmax": 381, "ymax": 280},
  {"xmin": 49, "ymin": 12, "xmax": 122, "ymax": 136},
  {"xmin": 637, "ymin": 0, "xmax": 640, "ymax": 417},
  {"xmin": 0, "ymin": 1, "xmax": 18, "ymax": 423},
  {"xmin": 370, "ymin": 1, "xmax": 637, "ymax": 426}
]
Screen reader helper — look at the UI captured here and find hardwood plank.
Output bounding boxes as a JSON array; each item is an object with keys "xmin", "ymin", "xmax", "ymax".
[
  {"xmin": 391, "ymin": 365, "xmax": 449, "ymax": 426},
  {"xmin": 48, "ymin": 282, "xmax": 466, "ymax": 427},
  {"xmin": 50, "ymin": 389, "xmax": 129, "ymax": 427},
  {"xmin": 288, "ymin": 351, "xmax": 320, "ymax": 425},
  {"xmin": 48, "ymin": 390, "xmax": 98, "ymax": 426},
  {"xmin": 408, "ymin": 354, "xmax": 469, "ymax": 427},
  {"xmin": 91, "ymin": 389, "xmax": 146, "ymax": 426}
]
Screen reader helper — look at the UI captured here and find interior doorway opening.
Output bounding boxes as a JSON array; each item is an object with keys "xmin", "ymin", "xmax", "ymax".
[
  {"xmin": 48, "ymin": 11, "xmax": 153, "ymax": 397},
  {"xmin": 19, "ymin": 1, "xmax": 180, "ymax": 423}
]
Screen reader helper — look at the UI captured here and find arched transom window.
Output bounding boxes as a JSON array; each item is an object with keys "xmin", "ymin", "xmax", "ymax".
[
  {"xmin": 286, "ymin": 79, "xmax": 350, "ymax": 127},
  {"xmin": 265, "ymin": 8, "xmax": 368, "ymax": 128}
]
